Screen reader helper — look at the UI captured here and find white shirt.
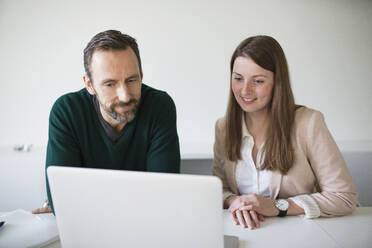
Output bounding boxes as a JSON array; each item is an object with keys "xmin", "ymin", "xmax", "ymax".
[{"xmin": 235, "ymin": 117, "xmax": 273, "ymax": 199}]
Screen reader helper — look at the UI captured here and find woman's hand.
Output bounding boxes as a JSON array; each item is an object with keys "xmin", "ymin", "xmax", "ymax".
[
  {"xmin": 231, "ymin": 209, "xmax": 264, "ymax": 229},
  {"xmin": 227, "ymin": 195, "xmax": 265, "ymax": 229},
  {"xmin": 228, "ymin": 194, "xmax": 279, "ymax": 218}
]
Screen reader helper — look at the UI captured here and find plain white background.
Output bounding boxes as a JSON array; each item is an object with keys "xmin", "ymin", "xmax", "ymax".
[{"xmin": 0, "ymin": 0, "xmax": 371, "ymax": 156}]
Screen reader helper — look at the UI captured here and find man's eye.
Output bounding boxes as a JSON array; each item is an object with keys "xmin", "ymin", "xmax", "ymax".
[
  {"xmin": 128, "ymin": 78, "xmax": 140, "ymax": 83},
  {"xmin": 105, "ymin": 83, "xmax": 114, "ymax": 87},
  {"xmin": 233, "ymin": 77, "xmax": 242, "ymax": 81}
]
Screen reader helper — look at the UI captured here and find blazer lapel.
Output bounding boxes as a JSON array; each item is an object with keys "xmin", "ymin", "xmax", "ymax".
[{"xmin": 226, "ymin": 160, "xmax": 240, "ymax": 195}]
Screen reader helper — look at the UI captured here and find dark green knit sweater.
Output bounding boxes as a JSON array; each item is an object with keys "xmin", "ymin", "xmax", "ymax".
[{"xmin": 46, "ymin": 84, "xmax": 180, "ymax": 212}]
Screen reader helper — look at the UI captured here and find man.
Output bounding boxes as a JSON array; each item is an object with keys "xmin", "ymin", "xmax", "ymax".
[{"xmin": 33, "ymin": 30, "xmax": 180, "ymax": 214}]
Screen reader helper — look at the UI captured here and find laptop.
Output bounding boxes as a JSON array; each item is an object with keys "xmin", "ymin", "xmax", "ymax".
[{"xmin": 47, "ymin": 166, "xmax": 239, "ymax": 248}]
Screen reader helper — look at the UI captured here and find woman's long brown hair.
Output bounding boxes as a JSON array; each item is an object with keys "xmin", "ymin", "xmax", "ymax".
[{"xmin": 225, "ymin": 35, "xmax": 297, "ymax": 175}]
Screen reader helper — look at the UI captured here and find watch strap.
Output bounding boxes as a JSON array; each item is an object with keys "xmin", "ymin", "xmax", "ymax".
[
  {"xmin": 277, "ymin": 209, "xmax": 288, "ymax": 217},
  {"xmin": 275, "ymin": 199, "xmax": 289, "ymax": 217}
]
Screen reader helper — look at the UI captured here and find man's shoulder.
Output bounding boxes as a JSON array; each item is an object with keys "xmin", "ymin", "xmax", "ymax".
[
  {"xmin": 142, "ymin": 83, "xmax": 172, "ymax": 101},
  {"xmin": 52, "ymin": 88, "xmax": 91, "ymax": 110},
  {"xmin": 50, "ymin": 88, "xmax": 92, "ymax": 119},
  {"xmin": 141, "ymin": 84, "xmax": 176, "ymax": 111}
]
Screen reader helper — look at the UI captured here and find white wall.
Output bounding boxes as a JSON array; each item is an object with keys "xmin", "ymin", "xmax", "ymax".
[{"xmin": 0, "ymin": 0, "xmax": 371, "ymax": 157}]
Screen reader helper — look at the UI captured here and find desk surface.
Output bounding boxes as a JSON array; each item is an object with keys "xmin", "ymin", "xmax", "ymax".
[
  {"xmin": 1, "ymin": 207, "xmax": 371, "ymax": 248},
  {"xmin": 224, "ymin": 207, "xmax": 372, "ymax": 248}
]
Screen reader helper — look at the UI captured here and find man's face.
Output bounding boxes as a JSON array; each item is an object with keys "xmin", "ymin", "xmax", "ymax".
[{"xmin": 84, "ymin": 48, "xmax": 142, "ymax": 126}]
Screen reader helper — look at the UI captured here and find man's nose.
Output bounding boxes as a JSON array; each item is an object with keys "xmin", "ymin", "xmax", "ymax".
[{"xmin": 116, "ymin": 84, "xmax": 131, "ymax": 102}]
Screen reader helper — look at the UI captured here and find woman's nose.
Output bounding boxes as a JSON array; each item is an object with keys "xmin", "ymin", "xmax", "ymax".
[{"xmin": 241, "ymin": 81, "xmax": 254, "ymax": 95}]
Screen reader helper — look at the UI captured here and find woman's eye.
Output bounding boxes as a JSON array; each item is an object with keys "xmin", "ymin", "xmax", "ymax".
[
  {"xmin": 233, "ymin": 77, "xmax": 242, "ymax": 81},
  {"xmin": 105, "ymin": 83, "xmax": 114, "ymax": 87},
  {"xmin": 254, "ymin": 80, "xmax": 264, "ymax": 84}
]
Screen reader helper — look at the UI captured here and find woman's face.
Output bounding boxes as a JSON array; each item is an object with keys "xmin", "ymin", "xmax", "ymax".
[{"xmin": 231, "ymin": 56, "xmax": 274, "ymax": 116}]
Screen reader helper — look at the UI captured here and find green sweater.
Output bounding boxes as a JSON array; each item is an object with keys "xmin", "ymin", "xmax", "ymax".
[{"xmin": 46, "ymin": 84, "xmax": 180, "ymax": 212}]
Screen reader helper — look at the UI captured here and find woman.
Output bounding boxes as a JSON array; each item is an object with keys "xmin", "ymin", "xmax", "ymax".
[{"xmin": 213, "ymin": 35, "xmax": 358, "ymax": 230}]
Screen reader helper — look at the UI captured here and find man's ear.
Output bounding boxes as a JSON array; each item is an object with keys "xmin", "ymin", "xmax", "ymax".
[{"xmin": 83, "ymin": 75, "xmax": 96, "ymax": 95}]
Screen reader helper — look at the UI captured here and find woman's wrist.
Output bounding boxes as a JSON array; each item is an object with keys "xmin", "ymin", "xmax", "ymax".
[
  {"xmin": 287, "ymin": 199, "xmax": 305, "ymax": 215},
  {"xmin": 225, "ymin": 195, "xmax": 239, "ymax": 208}
]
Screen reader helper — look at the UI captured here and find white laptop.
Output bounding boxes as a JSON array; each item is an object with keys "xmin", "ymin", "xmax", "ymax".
[{"xmin": 47, "ymin": 166, "xmax": 238, "ymax": 248}]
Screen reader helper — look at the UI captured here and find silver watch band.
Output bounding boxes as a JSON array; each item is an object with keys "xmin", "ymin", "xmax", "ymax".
[{"xmin": 42, "ymin": 199, "xmax": 50, "ymax": 208}]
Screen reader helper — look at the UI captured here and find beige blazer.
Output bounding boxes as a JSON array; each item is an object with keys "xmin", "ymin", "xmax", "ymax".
[{"xmin": 213, "ymin": 107, "xmax": 358, "ymax": 217}]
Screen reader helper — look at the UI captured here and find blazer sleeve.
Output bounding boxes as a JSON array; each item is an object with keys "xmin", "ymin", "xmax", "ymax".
[
  {"xmin": 213, "ymin": 118, "xmax": 237, "ymax": 208},
  {"xmin": 306, "ymin": 111, "xmax": 358, "ymax": 217}
]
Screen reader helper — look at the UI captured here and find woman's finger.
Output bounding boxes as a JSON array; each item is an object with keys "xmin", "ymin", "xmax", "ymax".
[
  {"xmin": 231, "ymin": 210, "xmax": 239, "ymax": 225},
  {"xmin": 228, "ymin": 201, "xmax": 244, "ymax": 213},
  {"xmin": 258, "ymin": 213, "xmax": 265, "ymax": 222},
  {"xmin": 238, "ymin": 205, "xmax": 253, "ymax": 211},
  {"xmin": 236, "ymin": 210, "xmax": 247, "ymax": 228},
  {"xmin": 242, "ymin": 210, "xmax": 255, "ymax": 229},
  {"xmin": 249, "ymin": 210, "xmax": 260, "ymax": 228},
  {"xmin": 239, "ymin": 206, "xmax": 264, "ymax": 222}
]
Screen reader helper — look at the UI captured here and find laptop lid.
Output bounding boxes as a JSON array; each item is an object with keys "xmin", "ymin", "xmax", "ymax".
[{"xmin": 47, "ymin": 166, "xmax": 225, "ymax": 248}]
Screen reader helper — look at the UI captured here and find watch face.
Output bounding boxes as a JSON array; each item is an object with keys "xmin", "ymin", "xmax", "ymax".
[{"xmin": 275, "ymin": 199, "xmax": 289, "ymax": 211}]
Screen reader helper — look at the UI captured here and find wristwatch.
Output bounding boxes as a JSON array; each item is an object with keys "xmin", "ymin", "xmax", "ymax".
[
  {"xmin": 42, "ymin": 199, "xmax": 50, "ymax": 208},
  {"xmin": 275, "ymin": 199, "xmax": 289, "ymax": 217}
]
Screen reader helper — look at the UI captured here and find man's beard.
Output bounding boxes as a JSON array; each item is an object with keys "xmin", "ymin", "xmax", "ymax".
[{"xmin": 101, "ymin": 98, "xmax": 140, "ymax": 124}]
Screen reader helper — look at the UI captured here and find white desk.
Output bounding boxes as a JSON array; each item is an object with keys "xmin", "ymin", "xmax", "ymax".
[
  {"xmin": 311, "ymin": 207, "xmax": 372, "ymax": 248},
  {"xmin": 223, "ymin": 207, "xmax": 372, "ymax": 248},
  {"xmin": 1, "ymin": 207, "xmax": 371, "ymax": 248},
  {"xmin": 0, "ymin": 209, "xmax": 59, "ymax": 248}
]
